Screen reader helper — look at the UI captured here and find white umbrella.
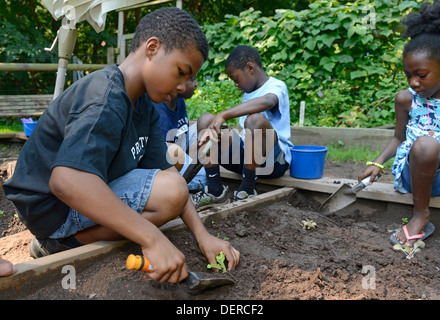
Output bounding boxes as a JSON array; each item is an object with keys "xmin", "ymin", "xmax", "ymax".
[
  {"xmin": 42, "ymin": 0, "xmax": 156, "ymax": 33},
  {"xmin": 41, "ymin": 0, "xmax": 176, "ymax": 99}
]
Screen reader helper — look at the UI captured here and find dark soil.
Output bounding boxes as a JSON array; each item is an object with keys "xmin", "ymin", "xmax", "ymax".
[{"xmin": 1, "ymin": 138, "xmax": 439, "ymax": 301}]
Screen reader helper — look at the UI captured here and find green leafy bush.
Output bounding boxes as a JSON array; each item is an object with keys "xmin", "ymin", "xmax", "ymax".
[
  {"xmin": 186, "ymin": 79, "xmax": 241, "ymax": 126},
  {"xmin": 188, "ymin": 0, "xmax": 423, "ymax": 128}
]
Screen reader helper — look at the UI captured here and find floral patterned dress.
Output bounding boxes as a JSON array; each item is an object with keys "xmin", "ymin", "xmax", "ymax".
[{"xmin": 392, "ymin": 88, "xmax": 440, "ymax": 193}]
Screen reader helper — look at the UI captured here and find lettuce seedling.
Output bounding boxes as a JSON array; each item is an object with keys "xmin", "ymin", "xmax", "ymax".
[
  {"xmin": 393, "ymin": 240, "xmax": 425, "ymax": 259},
  {"xmin": 301, "ymin": 219, "xmax": 317, "ymax": 230}
]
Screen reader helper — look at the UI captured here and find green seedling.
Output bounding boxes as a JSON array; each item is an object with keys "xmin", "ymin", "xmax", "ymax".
[
  {"xmin": 401, "ymin": 217, "xmax": 409, "ymax": 225},
  {"xmin": 301, "ymin": 219, "xmax": 317, "ymax": 230},
  {"xmin": 393, "ymin": 240, "xmax": 425, "ymax": 260},
  {"xmin": 207, "ymin": 251, "xmax": 227, "ymax": 273}
]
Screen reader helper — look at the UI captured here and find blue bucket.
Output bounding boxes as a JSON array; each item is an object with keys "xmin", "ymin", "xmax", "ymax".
[
  {"xmin": 290, "ymin": 145, "xmax": 328, "ymax": 179},
  {"xmin": 22, "ymin": 121, "xmax": 37, "ymax": 137}
]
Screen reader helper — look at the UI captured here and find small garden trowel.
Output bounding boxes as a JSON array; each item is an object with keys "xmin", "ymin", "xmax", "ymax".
[
  {"xmin": 319, "ymin": 175, "xmax": 378, "ymax": 215},
  {"xmin": 126, "ymin": 254, "xmax": 235, "ymax": 290}
]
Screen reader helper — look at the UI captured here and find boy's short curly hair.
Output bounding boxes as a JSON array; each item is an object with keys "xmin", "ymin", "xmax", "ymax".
[
  {"xmin": 402, "ymin": 1, "xmax": 440, "ymax": 62},
  {"xmin": 129, "ymin": 7, "xmax": 209, "ymax": 61},
  {"xmin": 225, "ymin": 45, "xmax": 263, "ymax": 70}
]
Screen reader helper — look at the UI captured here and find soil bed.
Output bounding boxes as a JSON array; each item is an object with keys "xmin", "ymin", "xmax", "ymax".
[
  {"xmin": 18, "ymin": 193, "xmax": 440, "ymax": 300},
  {"xmin": 1, "ymin": 138, "xmax": 439, "ymax": 300}
]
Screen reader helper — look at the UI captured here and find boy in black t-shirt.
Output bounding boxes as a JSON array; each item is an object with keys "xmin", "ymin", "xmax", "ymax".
[{"xmin": 3, "ymin": 7, "xmax": 239, "ymax": 284}]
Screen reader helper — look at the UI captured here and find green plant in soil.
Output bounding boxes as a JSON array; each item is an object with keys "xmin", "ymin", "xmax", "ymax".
[
  {"xmin": 393, "ymin": 240, "xmax": 425, "ymax": 260},
  {"xmin": 207, "ymin": 251, "xmax": 227, "ymax": 273}
]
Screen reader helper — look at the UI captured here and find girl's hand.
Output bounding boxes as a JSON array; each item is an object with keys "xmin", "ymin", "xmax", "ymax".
[{"xmin": 358, "ymin": 164, "xmax": 382, "ymax": 185}]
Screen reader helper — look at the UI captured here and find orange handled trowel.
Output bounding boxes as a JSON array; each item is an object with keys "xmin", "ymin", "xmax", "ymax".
[{"xmin": 126, "ymin": 254, "xmax": 235, "ymax": 290}]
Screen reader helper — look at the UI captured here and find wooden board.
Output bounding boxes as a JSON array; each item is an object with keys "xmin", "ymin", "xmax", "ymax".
[
  {"xmin": 0, "ymin": 94, "xmax": 52, "ymax": 118},
  {"xmin": 220, "ymin": 167, "xmax": 440, "ymax": 209}
]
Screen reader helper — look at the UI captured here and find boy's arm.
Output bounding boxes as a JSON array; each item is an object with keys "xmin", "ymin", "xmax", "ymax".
[
  {"xmin": 199, "ymin": 93, "xmax": 278, "ymax": 145},
  {"xmin": 220, "ymin": 93, "xmax": 278, "ymax": 122}
]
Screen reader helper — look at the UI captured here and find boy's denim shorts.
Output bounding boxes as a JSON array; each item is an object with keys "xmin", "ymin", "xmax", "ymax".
[
  {"xmin": 48, "ymin": 168, "xmax": 159, "ymax": 239},
  {"xmin": 400, "ymin": 157, "xmax": 440, "ymax": 196}
]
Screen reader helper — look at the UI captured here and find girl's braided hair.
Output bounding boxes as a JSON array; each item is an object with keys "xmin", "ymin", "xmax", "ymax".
[
  {"xmin": 129, "ymin": 7, "xmax": 209, "ymax": 61},
  {"xmin": 402, "ymin": 1, "xmax": 440, "ymax": 62}
]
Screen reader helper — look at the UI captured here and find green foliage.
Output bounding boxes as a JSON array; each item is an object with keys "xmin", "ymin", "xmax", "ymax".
[
  {"xmin": 0, "ymin": 0, "xmax": 120, "ymax": 94},
  {"xmin": 184, "ymin": 0, "xmax": 297, "ymax": 24},
  {"xmin": 192, "ymin": 0, "xmax": 423, "ymax": 127},
  {"xmin": 0, "ymin": 118, "xmax": 24, "ymax": 133},
  {"xmin": 326, "ymin": 143, "xmax": 394, "ymax": 168},
  {"xmin": 186, "ymin": 79, "xmax": 242, "ymax": 125}
]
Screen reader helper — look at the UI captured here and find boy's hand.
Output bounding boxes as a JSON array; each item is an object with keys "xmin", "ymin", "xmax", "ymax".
[
  {"xmin": 198, "ymin": 127, "xmax": 218, "ymax": 147},
  {"xmin": 197, "ymin": 231, "xmax": 240, "ymax": 271},
  {"xmin": 209, "ymin": 114, "xmax": 227, "ymax": 135},
  {"xmin": 141, "ymin": 234, "xmax": 188, "ymax": 283},
  {"xmin": 198, "ymin": 114, "xmax": 226, "ymax": 146}
]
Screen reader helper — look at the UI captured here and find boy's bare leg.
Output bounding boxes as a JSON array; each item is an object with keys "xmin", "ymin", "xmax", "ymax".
[{"xmin": 243, "ymin": 113, "xmax": 277, "ymax": 170}]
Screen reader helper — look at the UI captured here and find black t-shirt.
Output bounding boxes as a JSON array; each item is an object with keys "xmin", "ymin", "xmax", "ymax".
[{"xmin": 3, "ymin": 64, "xmax": 171, "ymax": 238}]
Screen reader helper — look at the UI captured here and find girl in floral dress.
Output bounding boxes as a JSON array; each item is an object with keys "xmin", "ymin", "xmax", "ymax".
[{"xmin": 359, "ymin": 2, "xmax": 440, "ymax": 247}]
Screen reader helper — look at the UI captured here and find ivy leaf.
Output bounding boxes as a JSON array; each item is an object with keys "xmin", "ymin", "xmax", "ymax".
[
  {"xmin": 304, "ymin": 38, "xmax": 317, "ymax": 50},
  {"xmin": 398, "ymin": 1, "xmax": 417, "ymax": 11},
  {"xmin": 347, "ymin": 26, "xmax": 356, "ymax": 39},
  {"xmin": 320, "ymin": 34, "xmax": 340, "ymax": 47},
  {"xmin": 350, "ymin": 70, "xmax": 367, "ymax": 79},
  {"xmin": 323, "ymin": 62, "xmax": 336, "ymax": 72},
  {"xmin": 337, "ymin": 55, "xmax": 354, "ymax": 63}
]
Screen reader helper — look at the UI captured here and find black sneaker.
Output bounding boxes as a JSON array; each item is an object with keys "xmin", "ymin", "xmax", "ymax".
[{"xmin": 29, "ymin": 237, "xmax": 76, "ymax": 259}]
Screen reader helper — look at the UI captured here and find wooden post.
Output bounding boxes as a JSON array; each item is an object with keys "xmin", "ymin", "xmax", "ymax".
[{"xmin": 299, "ymin": 101, "xmax": 305, "ymax": 127}]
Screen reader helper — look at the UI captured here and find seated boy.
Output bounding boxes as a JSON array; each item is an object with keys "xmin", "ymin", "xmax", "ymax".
[
  {"xmin": 3, "ymin": 7, "xmax": 239, "ymax": 284},
  {"xmin": 153, "ymin": 77, "xmax": 207, "ymax": 192},
  {"xmin": 191, "ymin": 45, "xmax": 293, "ymax": 211}
]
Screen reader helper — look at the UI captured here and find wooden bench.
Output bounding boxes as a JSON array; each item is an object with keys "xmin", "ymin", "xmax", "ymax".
[
  {"xmin": 220, "ymin": 167, "xmax": 440, "ymax": 209},
  {"xmin": 0, "ymin": 94, "xmax": 53, "ymax": 118}
]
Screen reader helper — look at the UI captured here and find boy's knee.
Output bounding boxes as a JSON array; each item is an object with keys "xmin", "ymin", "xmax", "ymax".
[
  {"xmin": 244, "ymin": 113, "xmax": 268, "ymax": 131},
  {"xmin": 197, "ymin": 113, "xmax": 215, "ymax": 131},
  {"xmin": 167, "ymin": 172, "xmax": 189, "ymax": 206},
  {"xmin": 143, "ymin": 170, "xmax": 188, "ymax": 225}
]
